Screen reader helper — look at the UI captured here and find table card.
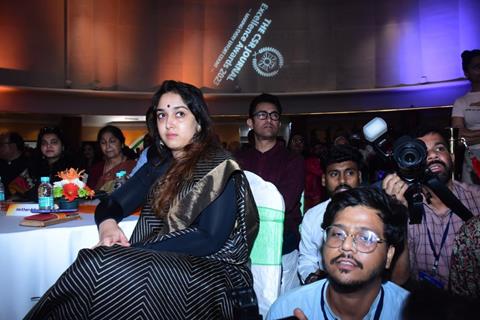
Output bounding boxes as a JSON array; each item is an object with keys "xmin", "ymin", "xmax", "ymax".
[{"xmin": 6, "ymin": 203, "xmax": 38, "ymax": 216}]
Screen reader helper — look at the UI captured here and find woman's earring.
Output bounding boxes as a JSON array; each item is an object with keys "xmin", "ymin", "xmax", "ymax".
[{"xmin": 196, "ymin": 124, "xmax": 201, "ymax": 132}]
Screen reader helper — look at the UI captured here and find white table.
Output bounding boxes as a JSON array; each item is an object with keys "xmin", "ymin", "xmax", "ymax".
[{"xmin": 0, "ymin": 214, "xmax": 138, "ymax": 320}]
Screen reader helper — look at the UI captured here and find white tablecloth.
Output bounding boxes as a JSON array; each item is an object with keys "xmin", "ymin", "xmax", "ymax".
[{"xmin": 0, "ymin": 214, "xmax": 138, "ymax": 320}]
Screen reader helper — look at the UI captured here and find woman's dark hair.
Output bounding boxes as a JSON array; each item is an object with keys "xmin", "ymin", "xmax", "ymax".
[
  {"xmin": 322, "ymin": 187, "xmax": 407, "ymax": 255},
  {"xmin": 461, "ymin": 49, "xmax": 480, "ymax": 73},
  {"xmin": 97, "ymin": 125, "xmax": 126, "ymax": 146},
  {"xmin": 146, "ymin": 80, "xmax": 219, "ymax": 216},
  {"xmin": 36, "ymin": 126, "xmax": 66, "ymax": 151}
]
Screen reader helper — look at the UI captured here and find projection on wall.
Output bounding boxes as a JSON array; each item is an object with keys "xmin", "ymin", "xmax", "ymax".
[{"xmin": 210, "ymin": 2, "xmax": 283, "ymax": 88}]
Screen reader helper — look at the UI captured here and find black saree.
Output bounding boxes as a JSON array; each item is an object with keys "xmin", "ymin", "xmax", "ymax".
[{"xmin": 24, "ymin": 150, "xmax": 259, "ymax": 320}]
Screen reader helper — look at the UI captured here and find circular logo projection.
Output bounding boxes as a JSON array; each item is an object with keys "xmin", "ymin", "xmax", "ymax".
[{"xmin": 252, "ymin": 47, "xmax": 284, "ymax": 77}]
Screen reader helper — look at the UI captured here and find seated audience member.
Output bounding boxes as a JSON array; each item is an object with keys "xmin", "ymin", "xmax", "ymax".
[
  {"xmin": 0, "ymin": 131, "xmax": 34, "ymax": 199},
  {"xmin": 129, "ymin": 136, "xmax": 151, "ymax": 176},
  {"xmin": 288, "ymin": 133, "xmax": 306, "ymax": 156},
  {"xmin": 77, "ymin": 141, "xmax": 101, "ymax": 176},
  {"xmin": 332, "ymin": 130, "xmax": 350, "ymax": 146},
  {"xmin": 29, "ymin": 126, "xmax": 77, "ymax": 187},
  {"xmin": 267, "ymin": 187, "xmax": 409, "ymax": 320},
  {"xmin": 298, "ymin": 144, "xmax": 363, "ymax": 284},
  {"xmin": 130, "ymin": 124, "xmax": 155, "ymax": 177},
  {"xmin": 449, "ymin": 215, "xmax": 480, "ymax": 299},
  {"xmin": 24, "ymin": 80, "xmax": 259, "ymax": 319},
  {"xmin": 304, "ymin": 141, "xmax": 327, "ymax": 211},
  {"xmin": 383, "ymin": 127, "xmax": 480, "ymax": 288},
  {"xmin": 88, "ymin": 125, "xmax": 136, "ymax": 193},
  {"xmin": 235, "ymin": 93, "xmax": 305, "ymax": 294}
]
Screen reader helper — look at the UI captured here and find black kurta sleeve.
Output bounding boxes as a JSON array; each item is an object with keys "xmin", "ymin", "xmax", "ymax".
[
  {"xmin": 94, "ymin": 157, "xmax": 170, "ymax": 226},
  {"xmin": 132, "ymin": 178, "xmax": 237, "ymax": 256}
]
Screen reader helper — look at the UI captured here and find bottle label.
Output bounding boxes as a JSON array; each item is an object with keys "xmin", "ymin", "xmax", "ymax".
[
  {"xmin": 39, "ymin": 196, "xmax": 52, "ymax": 209},
  {"xmin": 0, "ymin": 192, "xmax": 4, "ymax": 201}
]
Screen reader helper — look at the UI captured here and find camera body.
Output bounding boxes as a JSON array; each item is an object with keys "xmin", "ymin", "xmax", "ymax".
[{"xmin": 363, "ymin": 117, "xmax": 428, "ymax": 183}]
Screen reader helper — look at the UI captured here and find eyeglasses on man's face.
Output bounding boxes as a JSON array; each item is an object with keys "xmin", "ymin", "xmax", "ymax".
[
  {"xmin": 323, "ymin": 225, "xmax": 386, "ymax": 253},
  {"xmin": 253, "ymin": 111, "xmax": 280, "ymax": 121}
]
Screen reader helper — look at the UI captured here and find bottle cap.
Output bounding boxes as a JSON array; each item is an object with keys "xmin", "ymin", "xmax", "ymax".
[
  {"xmin": 40, "ymin": 176, "xmax": 50, "ymax": 183},
  {"xmin": 115, "ymin": 171, "xmax": 124, "ymax": 178}
]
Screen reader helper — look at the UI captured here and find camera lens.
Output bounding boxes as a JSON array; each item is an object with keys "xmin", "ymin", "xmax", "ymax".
[{"xmin": 393, "ymin": 136, "xmax": 427, "ymax": 182}]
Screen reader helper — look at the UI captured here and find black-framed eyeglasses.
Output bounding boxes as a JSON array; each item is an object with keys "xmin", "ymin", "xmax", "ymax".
[
  {"xmin": 253, "ymin": 111, "xmax": 280, "ymax": 121},
  {"xmin": 323, "ymin": 225, "xmax": 386, "ymax": 253}
]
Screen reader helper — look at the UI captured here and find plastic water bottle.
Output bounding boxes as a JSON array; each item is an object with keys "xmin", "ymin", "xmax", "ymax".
[
  {"xmin": 0, "ymin": 177, "xmax": 6, "ymax": 215},
  {"xmin": 113, "ymin": 171, "xmax": 127, "ymax": 191},
  {"xmin": 38, "ymin": 176, "xmax": 54, "ymax": 210}
]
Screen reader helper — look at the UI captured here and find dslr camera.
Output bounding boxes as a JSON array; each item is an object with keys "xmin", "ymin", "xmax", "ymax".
[
  {"xmin": 362, "ymin": 117, "xmax": 472, "ymax": 224},
  {"xmin": 363, "ymin": 117, "xmax": 428, "ymax": 184}
]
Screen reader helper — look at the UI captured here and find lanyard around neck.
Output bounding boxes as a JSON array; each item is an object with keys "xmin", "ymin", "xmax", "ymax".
[
  {"xmin": 426, "ymin": 212, "xmax": 452, "ymax": 275},
  {"xmin": 320, "ymin": 281, "xmax": 385, "ymax": 320}
]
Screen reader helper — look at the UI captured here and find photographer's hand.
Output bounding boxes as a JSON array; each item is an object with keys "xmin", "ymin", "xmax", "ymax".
[{"xmin": 382, "ymin": 173, "xmax": 408, "ymax": 207}]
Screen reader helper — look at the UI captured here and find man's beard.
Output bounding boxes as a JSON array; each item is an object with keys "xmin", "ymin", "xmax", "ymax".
[
  {"xmin": 427, "ymin": 160, "xmax": 452, "ymax": 184},
  {"xmin": 325, "ymin": 253, "xmax": 386, "ymax": 294},
  {"xmin": 328, "ymin": 184, "xmax": 353, "ymax": 196}
]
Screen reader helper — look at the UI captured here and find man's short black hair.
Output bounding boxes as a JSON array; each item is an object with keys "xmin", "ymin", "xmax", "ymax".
[
  {"xmin": 248, "ymin": 93, "xmax": 282, "ymax": 118},
  {"xmin": 322, "ymin": 187, "xmax": 407, "ymax": 254},
  {"xmin": 323, "ymin": 144, "xmax": 363, "ymax": 171},
  {"xmin": 8, "ymin": 132, "xmax": 25, "ymax": 151},
  {"xmin": 461, "ymin": 49, "xmax": 480, "ymax": 73}
]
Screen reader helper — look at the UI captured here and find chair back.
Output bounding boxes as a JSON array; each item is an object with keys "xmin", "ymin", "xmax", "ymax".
[{"xmin": 244, "ymin": 171, "xmax": 284, "ymax": 317}]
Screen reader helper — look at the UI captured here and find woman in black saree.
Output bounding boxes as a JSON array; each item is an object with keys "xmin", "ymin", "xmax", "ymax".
[{"xmin": 25, "ymin": 80, "xmax": 259, "ymax": 320}]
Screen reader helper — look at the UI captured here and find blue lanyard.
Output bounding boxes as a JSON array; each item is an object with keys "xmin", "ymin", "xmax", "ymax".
[
  {"xmin": 426, "ymin": 213, "xmax": 452, "ymax": 275},
  {"xmin": 320, "ymin": 281, "xmax": 384, "ymax": 320}
]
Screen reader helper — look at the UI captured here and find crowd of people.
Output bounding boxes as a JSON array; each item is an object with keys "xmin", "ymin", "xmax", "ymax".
[
  {"xmin": 0, "ymin": 124, "xmax": 141, "ymax": 202},
  {"xmin": 2, "ymin": 48, "xmax": 479, "ymax": 319}
]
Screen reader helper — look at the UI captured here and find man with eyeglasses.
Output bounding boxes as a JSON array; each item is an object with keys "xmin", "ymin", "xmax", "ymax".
[
  {"xmin": 0, "ymin": 131, "xmax": 33, "ymax": 200},
  {"xmin": 267, "ymin": 187, "xmax": 409, "ymax": 320},
  {"xmin": 298, "ymin": 144, "xmax": 363, "ymax": 285},
  {"xmin": 236, "ymin": 93, "xmax": 305, "ymax": 293}
]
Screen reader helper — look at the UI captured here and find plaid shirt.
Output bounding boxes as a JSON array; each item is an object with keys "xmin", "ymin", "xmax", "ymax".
[{"xmin": 408, "ymin": 180, "xmax": 480, "ymax": 286}]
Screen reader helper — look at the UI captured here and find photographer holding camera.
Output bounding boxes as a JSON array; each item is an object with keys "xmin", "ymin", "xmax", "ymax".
[{"xmin": 381, "ymin": 127, "xmax": 480, "ymax": 290}]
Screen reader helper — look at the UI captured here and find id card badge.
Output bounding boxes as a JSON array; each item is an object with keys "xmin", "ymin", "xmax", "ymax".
[{"xmin": 419, "ymin": 271, "xmax": 444, "ymax": 289}]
